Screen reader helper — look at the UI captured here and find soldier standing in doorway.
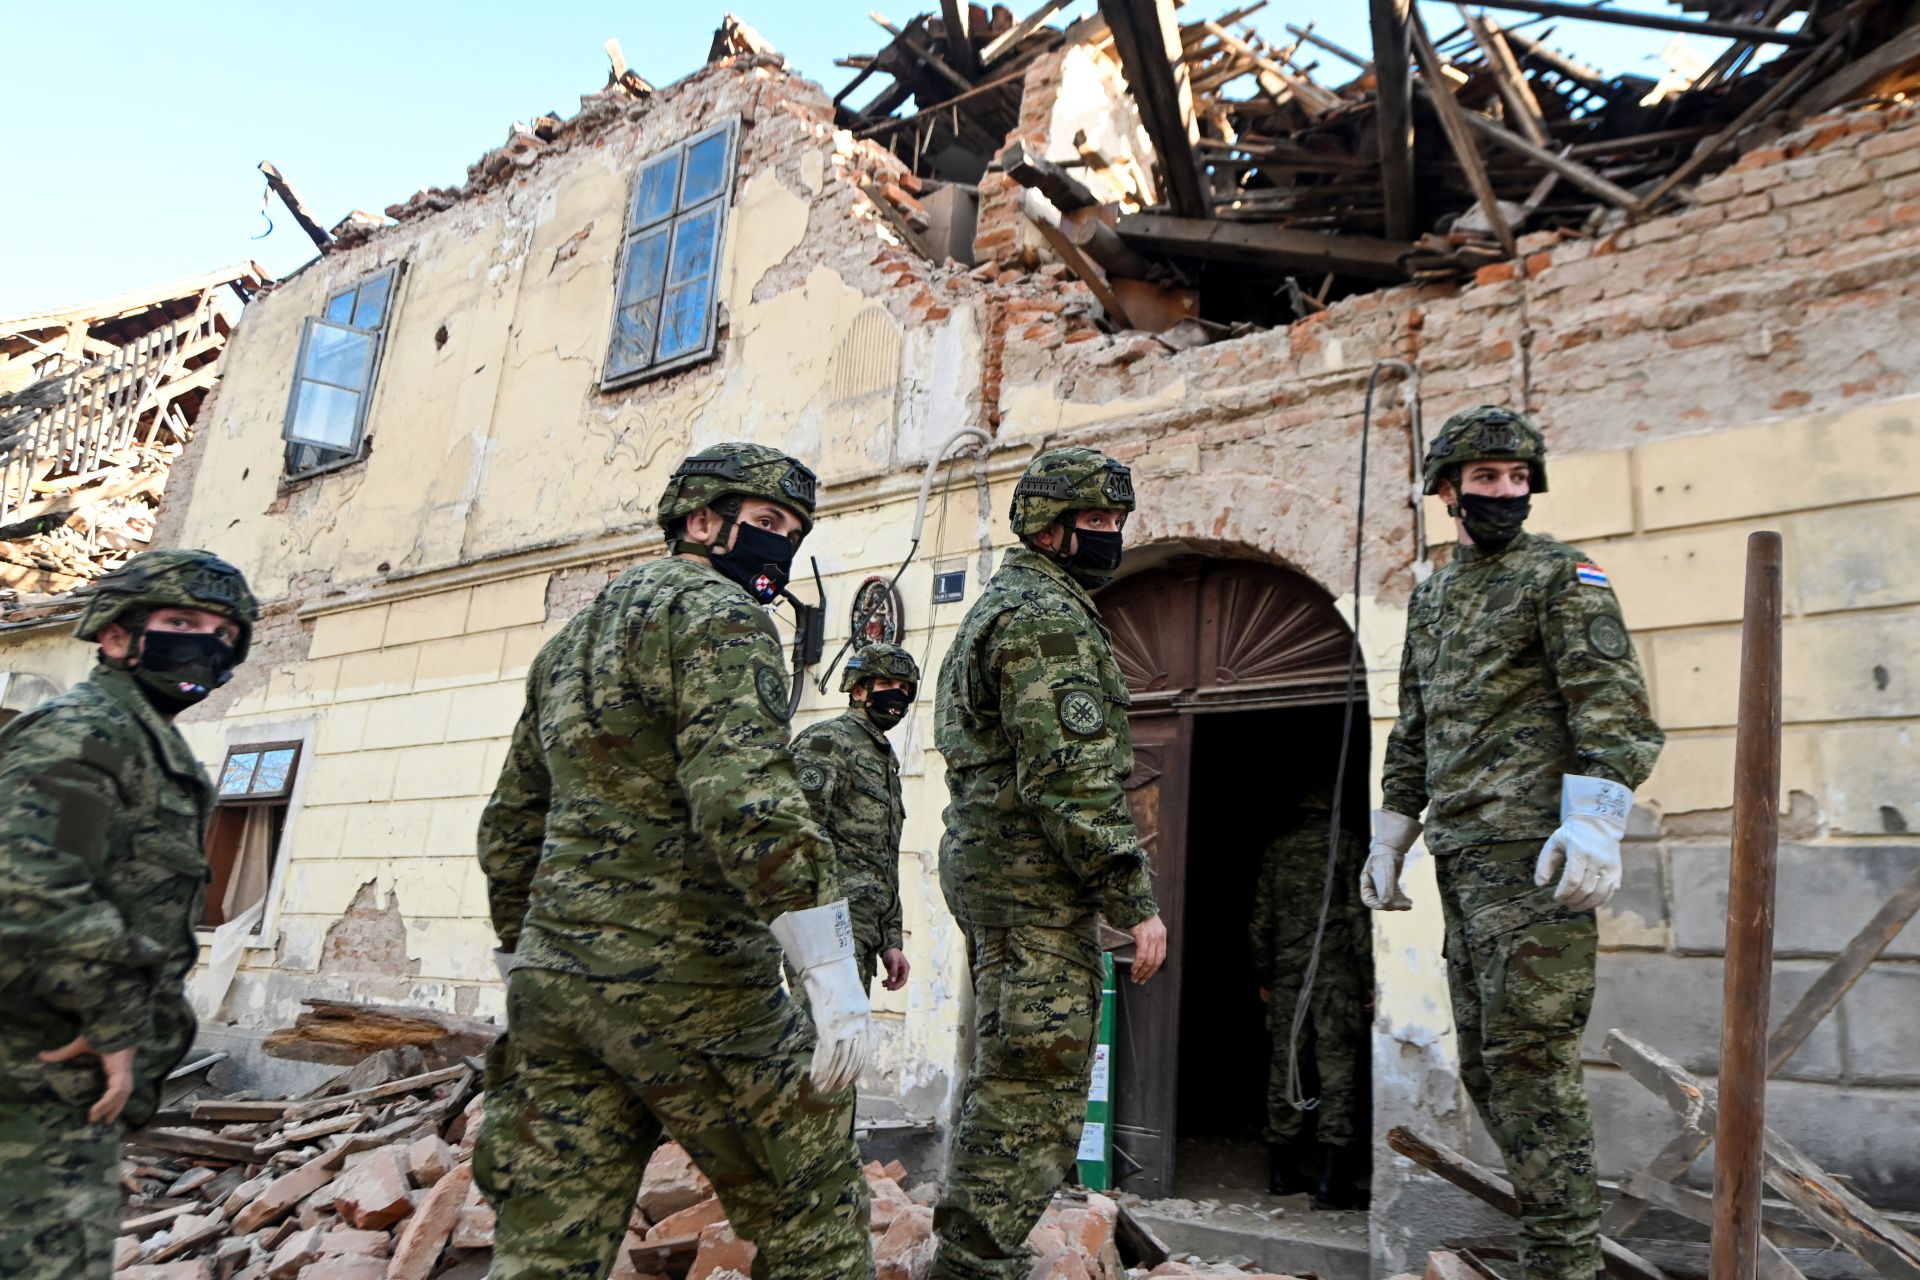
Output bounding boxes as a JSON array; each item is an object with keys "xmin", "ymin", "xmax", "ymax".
[
  {"xmin": 0, "ymin": 550, "xmax": 259, "ymax": 1279},
  {"xmin": 932, "ymin": 446, "xmax": 1168, "ymax": 1280},
  {"xmin": 476, "ymin": 442, "xmax": 876, "ymax": 1279},
  {"xmin": 792, "ymin": 642, "xmax": 919, "ymax": 998},
  {"xmin": 1249, "ymin": 783, "xmax": 1371, "ymax": 1207},
  {"xmin": 1366, "ymin": 407, "xmax": 1663, "ymax": 1280}
]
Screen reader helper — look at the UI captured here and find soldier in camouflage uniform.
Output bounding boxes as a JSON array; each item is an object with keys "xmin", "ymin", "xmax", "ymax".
[
  {"xmin": 1248, "ymin": 784, "xmax": 1370, "ymax": 1206},
  {"xmin": 0, "ymin": 549, "xmax": 258, "ymax": 1280},
  {"xmin": 932, "ymin": 447, "xmax": 1167, "ymax": 1280},
  {"xmin": 476, "ymin": 443, "xmax": 876, "ymax": 1280},
  {"xmin": 1367, "ymin": 408, "xmax": 1663, "ymax": 1280},
  {"xmin": 791, "ymin": 643, "xmax": 919, "ymax": 995}
]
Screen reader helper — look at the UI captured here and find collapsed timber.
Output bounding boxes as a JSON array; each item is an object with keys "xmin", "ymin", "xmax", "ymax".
[{"xmin": 835, "ymin": 0, "xmax": 1920, "ymax": 329}]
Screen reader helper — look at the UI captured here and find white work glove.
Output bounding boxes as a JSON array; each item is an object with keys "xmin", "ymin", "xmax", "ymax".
[
  {"xmin": 492, "ymin": 949, "xmax": 515, "ymax": 984},
  {"xmin": 1535, "ymin": 774, "xmax": 1632, "ymax": 911},
  {"xmin": 1362, "ymin": 809, "xmax": 1421, "ymax": 911},
  {"xmin": 771, "ymin": 899, "xmax": 871, "ymax": 1092}
]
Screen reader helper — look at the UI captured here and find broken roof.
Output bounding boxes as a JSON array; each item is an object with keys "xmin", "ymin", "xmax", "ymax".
[
  {"xmin": 0, "ymin": 262, "xmax": 268, "ymax": 611},
  {"xmin": 839, "ymin": 0, "xmax": 1920, "ymax": 325}
]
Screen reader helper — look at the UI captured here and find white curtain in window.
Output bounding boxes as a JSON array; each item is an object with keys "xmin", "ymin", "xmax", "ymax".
[{"xmin": 221, "ymin": 808, "xmax": 276, "ymax": 922}]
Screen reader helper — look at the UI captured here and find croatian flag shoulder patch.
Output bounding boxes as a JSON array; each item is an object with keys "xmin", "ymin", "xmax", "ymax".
[{"xmin": 1575, "ymin": 562, "xmax": 1610, "ymax": 588}]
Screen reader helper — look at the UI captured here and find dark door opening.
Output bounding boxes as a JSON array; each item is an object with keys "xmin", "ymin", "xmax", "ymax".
[
  {"xmin": 1171, "ymin": 703, "xmax": 1374, "ymax": 1201},
  {"xmin": 1102, "ymin": 555, "xmax": 1374, "ymax": 1204}
]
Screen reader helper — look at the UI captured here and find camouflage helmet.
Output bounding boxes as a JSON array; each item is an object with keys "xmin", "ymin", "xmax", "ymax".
[
  {"xmin": 74, "ymin": 549, "xmax": 260, "ymax": 663},
  {"xmin": 657, "ymin": 442, "xmax": 820, "ymax": 536},
  {"xmin": 1422, "ymin": 406, "xmax": 1549, "ymax": 495},
  {"xmin": 1008, "ymin": 446, "xmax": 1136, "ymax": 537},
  {"xmin": 841, "ymin": 642, "xmax": 920, "ymax": 696}
]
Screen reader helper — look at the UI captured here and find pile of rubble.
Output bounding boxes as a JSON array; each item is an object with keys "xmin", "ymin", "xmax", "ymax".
[
  {"xmin": 114, "ymin": 1043, "xmax": 1306, "ymax": 1280},
  {"xmin": 116, "ymin": 1049, "xmax": 489, "ymax": 1279}
]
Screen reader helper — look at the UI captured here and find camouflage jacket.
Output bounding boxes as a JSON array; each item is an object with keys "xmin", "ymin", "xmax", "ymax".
[
  {"xmin": 935, "ymin": 546, "xmax": 1158, "ymax": 932},
  {"xmin": 478, "ymin": 556, "xmax": 836, "ymax": 989},
  {"xmin": 1248, "ymin": 818, "xmax": 1371, "ymax": 995},
  {"xmin": 1382, "ymin": 532, "xmax": 1663, "ymax": 854},
  {"xmin": 794, "ymin": 711, "xmax": 905, "ymax": 955},
  {"xmin": 0, "ymin": 665, "xmax": 212, "ymax": 1126}
]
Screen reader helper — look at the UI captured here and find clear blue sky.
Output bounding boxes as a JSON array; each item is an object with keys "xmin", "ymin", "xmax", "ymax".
[{"xmin": 0, "ymin": 1, "xmax": 1732, "ymax": 317}]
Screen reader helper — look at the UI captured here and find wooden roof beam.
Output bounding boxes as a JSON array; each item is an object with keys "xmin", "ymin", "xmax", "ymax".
[
  {"xmin": 1463, "ymin": 0, "xmax": 1815, "ymax": 46},
  {"xmin": 1116, "ymin": 212, "xmax": 1411, "ymax": 281},
  {"xmin": 259, "ymin": 161, "xmax": 331, "ymax": 252},
  {"xmin": 1098, "ymin": 0, "xmax": 1209, "ymax": 219},
  {"xmin": 1370, "ymin": 0, "xmax": 1417, "ymax": 241}
]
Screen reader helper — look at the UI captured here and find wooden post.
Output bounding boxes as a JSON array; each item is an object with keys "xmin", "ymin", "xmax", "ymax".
[
  {"xmin": 1369, "ymin": 0, "xmax": 1417, "ymax": 241},
  {"xmin": 1714, "ymin": 531, "xmax": 1783, "ymax": 1280}
]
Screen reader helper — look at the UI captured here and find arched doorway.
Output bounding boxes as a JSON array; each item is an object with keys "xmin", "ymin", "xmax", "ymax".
[{"xmin": 1100, "ymin": 556, "xmax": 1371, "ymax": 1201}]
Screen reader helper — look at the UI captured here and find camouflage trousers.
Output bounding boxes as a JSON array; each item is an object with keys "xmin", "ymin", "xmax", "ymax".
[
  {"xmin": 0, "ymin": 1098, "xmax": 118, "ymax": 1280},
  {"xmin": 1264, "ymin": 971, "xmax": 1366, "ymax": 1149},
  {"xmin": 933, "ymin": 923, "xmax": 1102, "ymax": 1280},
  {"xmin": 477, "ymin": 967, "xmax": 873, "ymax": 1280},
  {"xmin": 1438, "ymin": 839, "xmax": 1600, "ymax": 1280}
]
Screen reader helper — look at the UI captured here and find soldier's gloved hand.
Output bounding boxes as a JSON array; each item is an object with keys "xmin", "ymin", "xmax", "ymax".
[
  {"xmin": 1536, "ymin": 774, "xmax": 1632, "ymax": 911},
  {"xmin": 1362, "ymin": 809, "xmax": 1420, "ymax": 911},
  {"xmin": 771, "ymin": 900, "xmax": 871, "ymax": 1092},
  {"xmin": 491, "ymin": 949, "xmax": 514, "ymax": 985}
]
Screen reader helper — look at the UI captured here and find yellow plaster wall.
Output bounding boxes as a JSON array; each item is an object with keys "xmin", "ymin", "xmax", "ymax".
[
  {"xmin": 163, "ymin": 70, "xmax": 970, "ymax": 604},
  {"xmin": 0, "ymin": 622, "xmax": 98, "ymax": 698}
]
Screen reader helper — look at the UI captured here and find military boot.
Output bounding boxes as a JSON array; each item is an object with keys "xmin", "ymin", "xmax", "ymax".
[
  {"xmin": 1311, "ymin": 1142, "xmax": 1367, "ymax": 1210},
  {"xmin": 1267, "ymin": 1140, "xmax": 1312, "ymax": 1196}
]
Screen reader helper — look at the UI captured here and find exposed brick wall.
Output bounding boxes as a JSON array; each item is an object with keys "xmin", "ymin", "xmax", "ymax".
[
  {"xmin": 971, "ymin": 48, "xmax": 1068, "ymax": 267},
  {"xmin": 990, "ymin": 102, "xmax": 1920, "ymax": 571}
]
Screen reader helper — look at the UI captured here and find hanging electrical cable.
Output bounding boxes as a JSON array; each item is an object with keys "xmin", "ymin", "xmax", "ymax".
[
  {"xmin": 816, "ymin": 427, "xmax": 990, "ymax": 692},
  {"xmin": 1285, "ymin": 358, "xmax": 1421, "ymax": 1114}
]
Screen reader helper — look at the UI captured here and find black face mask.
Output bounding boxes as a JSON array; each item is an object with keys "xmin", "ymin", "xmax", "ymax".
[
  {"xmin": 1065, "ymin": 527, "xmax": 1125, "ymax": 588},
  {"xmin": 132, "ymin": 630, "xmax": 235, "ymax": 712},
  {"xmin": 1454, "ymin": 492, "xmax": 1531, "ymax": 550},
  {"xmin": 864, "ymin": 687, "xmax": 911, "ymax": 731},
  {"xmin": 712, "ymin": 522, "xmax": 797, "ymax": 604}
]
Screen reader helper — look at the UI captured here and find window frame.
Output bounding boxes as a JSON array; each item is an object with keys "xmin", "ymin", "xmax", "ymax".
[
  {"xmin": 215, "ymin": 741, "xmax": 303, "ymax": 804},
  {"xmin": 195, "ymin": 722, "xmax": 314, "ymax": 946},
  {"xmin": 601, "ymin": 116, "xmax": 740, "ymax": 391},
  {"xmin": 282, "ymin": 264, "xmax": 400, "ymax": 479}
]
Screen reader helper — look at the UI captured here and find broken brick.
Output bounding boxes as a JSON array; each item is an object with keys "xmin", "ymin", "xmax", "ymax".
[
  {"xmin": 333, "ymin": 1148, "xmax": 414, "ymax": 1231},
  {"xmin": 688, "ymin": 1221, "xmax": 757, "ymax": 1280},
  {"xmin": 638, "ymin": 1143, "xmax": 715, "ymax": 1222}
]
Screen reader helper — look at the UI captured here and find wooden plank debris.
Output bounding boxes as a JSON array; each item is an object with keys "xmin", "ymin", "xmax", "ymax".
[
  {"xmin": 1468, "ymin": 1, "xmax": 1819, "ymax": 45},
  {"xmin": 1386, "ymin": 1127, "xmax": 1674, "ymax": 1280},
  {"xmin": 1098, "ymin": 0, "xmax": 1209, "ymax": 218},
  {"xmin": 261, "ymin": 998, "xmax": 502, "ymax": 1068},
  {"xmin": 1605, "ymin": 1030, "xmax": 1920, "ymax": 1280},
  {"xmin": 257, "ymin": 161, "xmax": 332, "ymax": 250},
  {"xmin": 1602, "ymin": 853, "xmax": 1920, "ymax": 1240},
  {"xmin": 1408, "ymin": 9, "xmax": 1515, "ymax": 257},
  {"xmin": 1117, "ymin": 213, "xmax": 1412, "ymax": 280}
]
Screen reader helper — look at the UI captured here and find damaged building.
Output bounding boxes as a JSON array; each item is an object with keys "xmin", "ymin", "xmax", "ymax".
[{"xmin": 6, "ymin": 2, "xmax": 1920, "ymax": 1273}]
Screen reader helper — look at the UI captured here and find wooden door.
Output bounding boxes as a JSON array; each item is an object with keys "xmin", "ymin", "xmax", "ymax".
[
  {"xmin": 1111, "ymin": 710, "xmax": 1192, "ymax": 1198},
  {"xmin": 1099, "ymin": 556, "xmax": 1360, "ymax": 1196}
]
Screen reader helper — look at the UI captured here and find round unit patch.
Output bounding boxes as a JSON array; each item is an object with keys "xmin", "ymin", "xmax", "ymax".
[
  {"xmin": 754, "ymin": 663, "xmax": 791, "ymax": 720},
  {"xmin": 798, "ymin": 761, "xmax": 828, "ymax": 791},
  {"xmin": 1587, "ymin": 613, "xmax": 1630, "ymax": 660},
  {"xmin": 1055, "ymin": 688, "xmax": 1106, "ymax": 738}
]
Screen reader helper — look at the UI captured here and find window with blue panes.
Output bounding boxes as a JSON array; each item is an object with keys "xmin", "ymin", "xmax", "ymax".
[
  {"xmin": 604, "ymin": 118, "xmax": 738, "ymax": 387},
  {"xmin": 283, "ymin": 265, "xmax": 398, "ymax": 476}
]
